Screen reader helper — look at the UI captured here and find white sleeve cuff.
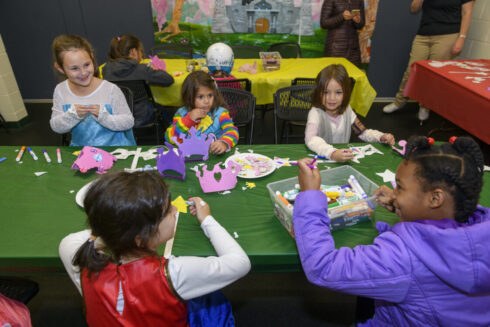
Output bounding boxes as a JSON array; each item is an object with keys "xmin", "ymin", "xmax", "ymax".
[{"xmin": 359, "ymin": 129, "xmax": 384, "ymax": 143}]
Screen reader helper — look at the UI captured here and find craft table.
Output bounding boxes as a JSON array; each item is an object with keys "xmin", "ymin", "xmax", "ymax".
[
  {"xmin": 1, "ymin": 144, "xmax": 489, "ymax": 274},
  {"xmin": 148, "ymin": 58, "xmax": 377, "ymax": 117},
  {"xmin": 404, "ymin": 59, "xmax": 490, "ymax": 144}
]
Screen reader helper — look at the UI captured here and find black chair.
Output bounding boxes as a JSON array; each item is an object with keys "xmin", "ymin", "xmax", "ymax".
[
  {"xmin": 0, "ymin": 277, "xmax": 39, "ymax": 304},
  {"xmin": 218, "ymin": 87, "xmax": 256, "ymax": 145},
  {"xmin": 149, "ymin": 44, "xmax": 193, "ymax": 59},
  {"xmin": 231, "ymin": 45, "xmax": 263, "ymax": 59},
  {"xmin": 0, "ymin": 113, "xmax": 8, "ymax": 133},
  {"xmin": 291, "ymin": 77, "xmax": 315, "ymax": 86},
  {"xmin": 110, "ymin": 80, "xmax": 162, "ymax": 145},
  {"xmin": 216, "ymin": 78, "xmax": 251, "ymax": 92},
  {"xmin": 273, "ymin": 84, "xmax": 314, "ymax": 144},
  {"xmin": 268, "ymin": 42, "xmax": 302, "ymax": 58}
]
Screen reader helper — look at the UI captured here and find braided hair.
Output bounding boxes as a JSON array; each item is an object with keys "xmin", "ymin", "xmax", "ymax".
[{"xmin": 404, "ymin": 136, "xmax": 484, "ymax": 223}]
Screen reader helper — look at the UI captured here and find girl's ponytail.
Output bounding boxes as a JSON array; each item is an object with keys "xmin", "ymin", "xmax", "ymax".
[{"xmin": 73, "ymin": 237, "xmax": 111, "ymax": 277}]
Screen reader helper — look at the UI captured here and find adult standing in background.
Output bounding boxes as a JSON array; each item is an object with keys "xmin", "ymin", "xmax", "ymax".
[
  {"xmin": 383, "ymin": 0, "xmax": 474, "ymax": 123},
  {"xmin": 320, "ymin": 0, "xmax": 365, "ymax": 67}
]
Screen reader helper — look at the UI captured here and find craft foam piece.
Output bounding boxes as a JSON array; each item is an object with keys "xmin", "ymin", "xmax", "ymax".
[
  {"xmin": 71, "ymin": 146, "xmax": 117, "ymax": 174},
  {"xmin": 196, "ymin": 161, "xmax": 242, "ymax": 193},
  {"xmin": 171, "ymin": 126, "xmax": 214, "ymax": 161},
  {"xmin": 171, "ymin": 195, "xmax": 188, "ymax": 213},
  {"xmin": 111, "ymin": 148, "xmax": 159, "ymax": 160},
  {"xmin": 392, "ymin": 140, "xmax": 407, "ymax": 156},
  {"xmin": 34, "ymin": 172, "xmax": 47, "ymax": 177},
  {"xmin": 156, "ymin": 143, "xmax": 186, "ymax": 180},
  {"xmin": 149, "ymin": 55, "xmax": 166, "ymax": 71},
  {"xmin": 376, "ymin": 169, "xmax": 396, "ymax": 183}
]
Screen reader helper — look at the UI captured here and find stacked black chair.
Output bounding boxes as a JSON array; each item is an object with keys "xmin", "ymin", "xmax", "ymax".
[
  {"xmin": 0, "ymin": 277, "xmax": 39, "ymax": 304},
  {"xmin": 110, "ymin": 80, "xmax": 162, "ymax": 145},
  {"xmin": 291, "ymin": 77, "xmax": 315, "ymax": 86},
  {"xmin": 216, "ymin": 78, "xmax": 252, "ymax": 92},
  {"xmin": 218, "ymin": 87, "xmax": 256, "ymax": 145},
  {"xmin": 231, "ymin": 45, "xmax": 263, "ymax": 59},
  {"xmin": 149, "ymin": 44, "xmax": 193, "ymax": 59},
  {"xmin": 273, "ymin": 84, "xmax": 314, "ymax": 144},
  {"xmin": 267, "ymin": 42, "xmax": 302, "ymax": 58}
]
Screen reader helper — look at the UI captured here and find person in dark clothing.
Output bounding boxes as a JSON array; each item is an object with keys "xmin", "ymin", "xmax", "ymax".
[
  {"xmin": 320, "ymin": 0, "xmax": 365, "ymax": 67},
  {"xmin": 102, "ymin": 34, "xmax": 174, "ymax": 126}
]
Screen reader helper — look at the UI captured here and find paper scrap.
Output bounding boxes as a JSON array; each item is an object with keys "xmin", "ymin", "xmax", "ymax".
[
  {"xmin": 72, "ymin": 151, "xmax": 81, "ymax": 156},
  {"xmin": 34, "ymin": 171, "xmax": 47, "ymax": 177},
  {"xmin": 245, "ymin": 182, "xmax": 256, "ymax": 189},
  {"xmin": 69, "ymin": 190, "xmax": 75, "ymax": 193},
  {"xmin": 219, "ymin": 190, "xmax": 231, "ymax": 195},
  {"xmin": 233, "ymin": 232, "xmax": 239, "ymax": 239},
  {"xmin": 171, "ymin": 195, "xmax": 188, "ymax": 213},
  {"xmin": 484, "ymin": 165, "xmax": 490, "ymax": 172}
]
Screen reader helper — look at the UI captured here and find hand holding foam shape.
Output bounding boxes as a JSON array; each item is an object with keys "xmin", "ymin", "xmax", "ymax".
[
  {"xmin": 71, "ymin": 146, "xmax": 117, "ymax": 174},
  {"xmin": 196, "ymin": 161, "xmax": 242, "ymax": 193},
  {"xmin": 156, "ymin": 143, "xmax": 186, "ymax": 180}
]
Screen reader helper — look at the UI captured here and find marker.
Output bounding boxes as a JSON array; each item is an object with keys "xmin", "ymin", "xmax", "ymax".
[
  {"xmin": 348, "ymin": 175, "xmax": 368, "ymax": 199},
  {"xmin": 0, "ymin": 157, "xmax": 6, "ymax": 163},
  {"xmin": 42, "ymin": 149, "xmax": 51, "ymax": 163},
  {"xmin": 276, "ymin": 191, "xmax": 293, "ymax": 210},
  {"xmin": 16, "ymin": 146, "xmax": 26, "ymax": 162},
  {"xmin": 185, "ymin": 201, "xmax": 195, "ymax": 206},
  {"xmin": 390, "ymin": 181, "xmax": 396, "ymax": 189},
  {"xmin": 56, "ymin": 148, "xmax": 62, "ymax": 164},
  {"xmin": 27, "ymin": 147, "xmax": 38, "ymax": 161}
]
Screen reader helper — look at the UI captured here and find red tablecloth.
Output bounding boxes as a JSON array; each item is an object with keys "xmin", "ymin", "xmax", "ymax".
[{"xmin": 404, "ymin": 59, "xmax": 490, "ymax": 144}]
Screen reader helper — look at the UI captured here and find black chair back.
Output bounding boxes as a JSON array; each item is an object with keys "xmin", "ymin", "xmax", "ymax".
[
  {"xmin": 231, "ymin": 45, "xmax": 263, "ymax": 59},
  {"xmin": 291, "ymin": 78, "xmax": 315, "ymax": 86},
  {"xmin": 218, "ymin": 87, "xmax": 256, "ymax": 145},
  {"xmin": 0, "ymin": 277, "xmax": 39, "ymax": 304},
  {"xmin": 273, "ymin": 84, "xmax": 314, "ymax": 143},
  {"xmin": 149, "ymin": 44, "xmax": 193, "ymax": 59},
  {"xmin": 267, "ymin": 42, "xmax": 302, "ymax": 58},
  {"xmin": 216, "ymin": 78, "xmax": 252, "ymax": 92}
]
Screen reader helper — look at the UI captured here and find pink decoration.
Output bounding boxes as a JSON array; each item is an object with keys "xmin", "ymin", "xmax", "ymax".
[
  {"xmin": 71, "ymin": 146, "xmax": 117, "ymax": 174},
  {"xmin": 172, "ymin": 126, "xmax": 214, "ymax": 161},
  {"xmin": 150, "ymin": 55, "xmax": 166, "ymax": 71},
  {"xmin": 238, "ymin": 61, "xmax": 257, "ymax": 74},
  {"xmin": 196, "ymin": 161, "xmax": 242, "ymax": 193},
  {"xmin": 151, "ymin": 0, "xmax": 168, "ymax": 32},
  {"xmin": 392, "ymin": 140, "xmax": 407, "ymax": 156}
]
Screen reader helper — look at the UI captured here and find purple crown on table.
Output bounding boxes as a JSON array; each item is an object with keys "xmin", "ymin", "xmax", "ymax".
[
  {"xmin": 196, "ymin": 161, "xmax": 242, "ymax": 193},
  {"xmin": 156, "ymin": 143, "xmax": 186, "ymax": 180},
  {"xmin": 172, "ymin": 126, "xmax": 215, "ymax": 161},
  {"xmin": 392, "ymin": 140, "xmax": 407, "ymax": 156}
]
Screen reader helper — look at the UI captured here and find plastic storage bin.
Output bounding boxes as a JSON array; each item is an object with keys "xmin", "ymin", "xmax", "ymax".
[
  {"xmin": 266, "ymin": 166, "xmax": 379, "ymax": 237},
  {"xmin": 259, "ymin": 51, "xmax": 281, "ymax": 72}
]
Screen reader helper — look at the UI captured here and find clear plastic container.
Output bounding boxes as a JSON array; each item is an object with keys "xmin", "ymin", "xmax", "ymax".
[
  {"xmin": 266, "ymin": 166, "xmax": 379, "ymax": 237},
  {"xmin": 259, "ymin": 51, "xmax": 281, "ymax": 72}
]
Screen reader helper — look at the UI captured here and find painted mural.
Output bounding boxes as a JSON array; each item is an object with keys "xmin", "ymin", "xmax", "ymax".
[{"xmin": 151, "ymin": 0, "xmax": 378, "ymax": 64}]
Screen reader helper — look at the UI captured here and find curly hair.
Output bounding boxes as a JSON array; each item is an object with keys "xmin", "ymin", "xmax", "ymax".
[{"xmin": 404, "ymin": 136, "xmax": 484, "ymax": 223}]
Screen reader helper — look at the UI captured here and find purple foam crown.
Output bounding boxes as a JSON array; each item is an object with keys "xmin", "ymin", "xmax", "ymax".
[
  {"xmin": 156, "ymin": 143, "xmax": 186, "ymax": 180},
  {"xmin": 196, "ymin": 161, "xmax": 242, "ymax": 193},
  {"xmin": 172, "ymin": 126, "xmax": 214, "ymax": 161}
]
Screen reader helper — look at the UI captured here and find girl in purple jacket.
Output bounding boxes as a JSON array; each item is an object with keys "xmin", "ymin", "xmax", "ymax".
[{"xmin": 293, "ymin": 136, "xmax": 490, "ymax": 326}]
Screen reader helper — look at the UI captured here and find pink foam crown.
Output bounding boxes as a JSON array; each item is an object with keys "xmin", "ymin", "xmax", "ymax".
[
  {"xmin": 392, "ymin": 140, "xmax": 407, "ymax": 156},
  {"xmin": 196, "ymin": 161, "xmax": 242, "ymax": 193},
  {"xmin": 71, "ymin": 146, "xmax": 117, "ymax": 174},
  {"xmin": 149, "ymin": 55, "xmax": 166, "ymax": 71},
  {"xmin": 172, "ymin": 126, "xmax": 215, "ymax": 161},
  {"xmin": 156, "ymin": 143, "xmax": 186, "ymax": 180}
]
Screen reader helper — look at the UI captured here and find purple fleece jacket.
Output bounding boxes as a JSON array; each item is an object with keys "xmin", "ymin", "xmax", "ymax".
[{"xmin": 293, "ymin": 190, "xmax": 490, "ymax": 327}]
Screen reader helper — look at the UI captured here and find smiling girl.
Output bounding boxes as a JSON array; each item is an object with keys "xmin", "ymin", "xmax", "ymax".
[
  {"xmin": 165, "ymin": 71, "xmax": 238, "ymax": 155},
  {"xmin": 49, "ymin": 34, "xmax": 136, "ymax": 146},
  {"xmin": 305, "ymin": 64, "xmax": 394, "ymax": 162}
]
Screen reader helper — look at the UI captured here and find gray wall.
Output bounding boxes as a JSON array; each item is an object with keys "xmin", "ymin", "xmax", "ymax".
[
  {"xmin": 0, "ymin": 0, "xmax": 154, "ymax": 99},
  {"xmin": 1, "ymin": 0, "xmax": 420, "ymax": 99}
]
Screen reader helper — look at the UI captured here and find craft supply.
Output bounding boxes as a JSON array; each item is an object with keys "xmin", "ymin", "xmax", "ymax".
[
  {"xmin": 276, "ymin": 191, "xmax": 293, "ymax": 209},
  {"xmin": 27, "ymin": 147, "xmax": 38, "ymax": 161},
  {"xmin": 348, "ymin": 175, "xmax": 368, "ymax": 199},
  {"xmin": 185, "ymin": 200, "xmax": 206, "ymax": 207},
  {"xmin": 57, "ymin": 148, "xmax": 62, "ymax": 163},
  {"xmin": 16, "ymin": 146, "xmax": 26, "ymax": 162},
  {"xmin": 42, "ymin": 149, "xmax": 51, "ymax": 163},
  {"xmin": 0, "ymin": 157, "xmax": 6, "ymax": 163},
  {"xmin": 391, "ymin": 181, "xmax": 397, "ymax": 189}
]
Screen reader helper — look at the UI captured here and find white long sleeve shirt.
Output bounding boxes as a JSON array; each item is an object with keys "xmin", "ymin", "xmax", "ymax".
[{"xmin": 59, "ymin": 216, "xmax": 251, "ymax": 301}]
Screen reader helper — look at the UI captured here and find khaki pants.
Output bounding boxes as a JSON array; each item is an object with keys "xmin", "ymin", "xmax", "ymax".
[{"xmin": 394, "ymin": 33, "xmax": 459, "ymax": 107}]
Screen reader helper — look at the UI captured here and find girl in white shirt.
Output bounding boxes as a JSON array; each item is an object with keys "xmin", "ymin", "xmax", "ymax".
[
  {"xmin": 49, "ymin": 34, "xmax": 136, "ymax": 146},
  {"xmin": 305, "ymin": 64, "xmax": 395, "ymax": 162},
  {"xmin": 59, "ymin": 171, "xmax": 250, "ymax": 327}
]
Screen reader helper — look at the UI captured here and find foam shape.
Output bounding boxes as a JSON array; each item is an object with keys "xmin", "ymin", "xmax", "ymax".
[
  {"xmin": 71, "ymin": 146, "xmax": 117, "ymax": 174},
  {"xmin": 392, "ymin": 140, "xmax": 407, "ymax": 156},
  {"xmin": 171, "ymin": 126, "xmax": 214, "ymax": 161},
  {"xmin": 376, "ymin": 169, "xmax": 396, "ymax": 183},
  {"xmin": 156, "ymin": 143, "xmax": 186, "ymax": 180},
  {"xmin": 149, "ymin": 55, "xmax": 166, "ymax": 71},
  {"xmin": 196, "ymin": 161, "xmax": 242, "ymax": 193},
  {"xmin": 172, "ymin": 195, "xmax": 188, "ymax": 213}
]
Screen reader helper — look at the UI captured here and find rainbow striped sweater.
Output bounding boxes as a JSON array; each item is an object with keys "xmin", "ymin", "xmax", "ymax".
[{"xmin": 165, "ymin": 106, "xmax": 239, "ymax": 148}]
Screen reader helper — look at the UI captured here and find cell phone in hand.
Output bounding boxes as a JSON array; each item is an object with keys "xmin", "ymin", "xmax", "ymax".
[{"xmin": 351, "ymin": 9, "xmax": 360, "ymax": 15}]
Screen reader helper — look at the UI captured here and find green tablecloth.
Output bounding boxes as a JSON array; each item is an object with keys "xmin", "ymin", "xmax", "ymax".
[{"xmin": 0, "ymin": 144, "xmax": 488, "ymax": 273}]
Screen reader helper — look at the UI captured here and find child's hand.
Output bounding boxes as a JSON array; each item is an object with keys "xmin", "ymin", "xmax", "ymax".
[
  {"xmin": 381, "ymin": 133, "xmax": 395, "ymax": 146},
  {"xmin": 189, "ymin": 108, "xmax": 208, "ymax": 122},
  {"xmin": 297, "ymin": 158, "xmax": 321, "ymax": 191},
  {"xmin": 374, "ymin": 185, "xmax": 396, "ymax": 212},
  {"xmin": 209, "ymin": 140, "xmax": 227, "ymax": 155},
  {"xmin": 188, "ymin": 197, "xmax": 211, "ymax": 224},
  {"xmin": 331, "ymin": 149, "xmax": 354, "ymax": 162},
  {"xmin": 74, "ymin": 104, "xmax": 91, "ymax": 118},
  {"xmin": 82, "ymin": 105, "xmax": 100, "ymax": 118}
]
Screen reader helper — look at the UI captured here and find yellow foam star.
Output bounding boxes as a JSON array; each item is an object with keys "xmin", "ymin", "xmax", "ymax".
[
  {"xmin": 246, "ymin": 182, "xmax": 256, "ymax": 189},
  {"xmin": 172, "ymin": 195, "xmax": 188, "ymax": 213},
  {"xmin": 72, "ymin": 151, "xmax": 81, "ymax": 156}
]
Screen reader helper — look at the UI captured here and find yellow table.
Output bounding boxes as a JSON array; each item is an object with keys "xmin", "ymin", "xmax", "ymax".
[{"xmin": 150, "ymin": 58, "xmax": 377, "ymax": 117}]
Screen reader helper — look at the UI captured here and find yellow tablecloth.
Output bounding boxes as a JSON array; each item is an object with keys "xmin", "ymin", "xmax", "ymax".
[{"xmin": 149, "ymin": 58, "xmax": 377, "ymax": 117}]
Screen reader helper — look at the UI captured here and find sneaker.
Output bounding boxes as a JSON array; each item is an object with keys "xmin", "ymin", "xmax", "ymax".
[
  {"xmin": 383, "ymin": 102, "xmax": 403, "ymax": 114},
  {"xmin": 418, "ymin": 106, "xmax": 430, "ymax": 121}
]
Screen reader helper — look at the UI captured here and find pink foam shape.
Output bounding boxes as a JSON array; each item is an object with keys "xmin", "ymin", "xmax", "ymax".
[
  {"xmin": 196, "ymin": 161, "xmax": 242, "ymax": 193},
  {"xmin": 392, "ymin": 140, "xmax": 407, "ymax": 156},
  {"xmin": 71, "ymin": 146, "xmax": 117, "ymax": 174}
]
